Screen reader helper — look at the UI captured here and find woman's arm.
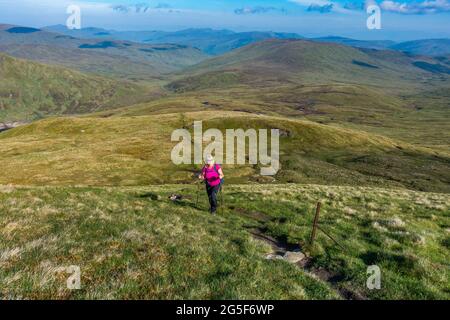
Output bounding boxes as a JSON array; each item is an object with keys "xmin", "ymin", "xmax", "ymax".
[
  {"xmin": 198, "ymin": 167, "xmax": 205, "ymax": 180},
  {"xmin": 218, "ymin": 168, "xmax": 224, "ymax": 179}
]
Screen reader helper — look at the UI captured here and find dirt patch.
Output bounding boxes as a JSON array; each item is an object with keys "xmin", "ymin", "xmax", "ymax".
[
  {"xmin": 202, "ymin": 101, "xmax": 221, "ymax": 108},
  {"xmin": 249, "ymin": 227, "xmax": 301, "ymax": 254},
  {"xmin": 0, "ymin": 122, "xmax": 25, "ymax": 133},
  {"xmin": 249, "ymin": 227, "xmax": 368, "ymax": 300},
  {"xmin": 235, "ymin": 207, "xmax": 273, "ymax": 223}
]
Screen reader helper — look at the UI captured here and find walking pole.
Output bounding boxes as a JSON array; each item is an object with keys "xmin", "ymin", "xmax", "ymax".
[
  {"xmin": 219, "ymin": 184, "xmax": 224, "ymax": 215},
  {"xmin": 195, "ymin": 180, "xmax": 201, "ymax": 208}
]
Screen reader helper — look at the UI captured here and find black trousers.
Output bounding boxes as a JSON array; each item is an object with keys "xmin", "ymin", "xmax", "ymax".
[{"xmin": 206, "ymin": 183, "xmax": 221, "ymax": 213}]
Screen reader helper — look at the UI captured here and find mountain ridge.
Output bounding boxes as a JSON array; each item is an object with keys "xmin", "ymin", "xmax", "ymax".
[
  {"xmin": 43, "ymin": 25, "xmax": 450, "ymax": 57},
  {"xmin": 0, "ymin": 24, "xmax": 208, "ymax": 80}
]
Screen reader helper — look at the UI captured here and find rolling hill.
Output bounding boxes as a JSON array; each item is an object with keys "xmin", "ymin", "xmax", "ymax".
[
  {"xmin": 0, "ymin": 111, "xmax": 448, "ymax": 192},
  {"xmin": 0, "ymin": 53, "xmax": 155, "ymax": 121},
  {"xmin": 157, "ymin": 39, "xmax": 449, "ymax": 148},
  {"xmin": 0, "ymin": 24, "xmax": 208, "ymax": 80},
  {"xmin": 390, "ymin": 39, "xmax": 450, "ymax": 57},
  {"xmin": 169, "ymin": 39, "xmax": 449, "ymax": 91},
  {"xmin": 312, "ymin": 36, "xmax": 395, "ymax": 50}
]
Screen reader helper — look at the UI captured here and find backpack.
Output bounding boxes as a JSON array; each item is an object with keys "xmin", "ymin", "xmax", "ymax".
[{"xmin": 213, "ymin": 164, "xmax": 224, "ymax": 186}]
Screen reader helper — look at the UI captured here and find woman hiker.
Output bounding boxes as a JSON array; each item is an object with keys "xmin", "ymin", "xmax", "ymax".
[{"xmin": 199, "ymin": 155, "xmax": 224, "ymax": 214}]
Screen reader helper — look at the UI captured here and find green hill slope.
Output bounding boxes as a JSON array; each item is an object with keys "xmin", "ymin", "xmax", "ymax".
[
  {"xmin": 0, "ymin": 53, "xmax": 154, "ymax": 122},
  {"xmin": 169, "ymin": 39, "xmax": 449, "ymax": 91},
  {"xmin": 0, "ymin": 111, "xmax": 448, "ymax": 192},
  {"xmin": 390, "ymin": 39, "xmax": 450, "ymax": 57}
]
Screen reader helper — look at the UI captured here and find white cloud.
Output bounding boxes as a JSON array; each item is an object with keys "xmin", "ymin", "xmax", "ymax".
[
  {"xmin": 234, "ymin": 6, "xmax": 287, "ymax": 15},
  {"xmin": 289, "ymin": 0, "xmax": 353, "ymax": 13},
  {"xmin": 380, "ymin": 0, "xmax": 450, "ymax": 14}
]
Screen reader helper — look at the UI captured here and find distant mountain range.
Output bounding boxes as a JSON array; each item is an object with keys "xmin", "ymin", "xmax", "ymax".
[
  {"xmin": 44, "ymin": 25, "xmax": 304, "ymax": 55},
  {"xmin": 0, "ymin": 24, "xmax": 208, "ymax": 80},
  {"xmin": 44, "ymin": 25, "xmax": 450, "ymax": 57}
]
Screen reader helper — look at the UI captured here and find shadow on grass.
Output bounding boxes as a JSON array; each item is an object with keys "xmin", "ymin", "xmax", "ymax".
[{"xmin": 171, "ymin": 199, "xmax": 208, "ymax": 212}]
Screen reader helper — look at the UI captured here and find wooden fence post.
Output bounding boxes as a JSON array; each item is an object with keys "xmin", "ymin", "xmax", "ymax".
[{"xmin": 310, "ymin": 202, "xmax": 321, "ymax": 245}]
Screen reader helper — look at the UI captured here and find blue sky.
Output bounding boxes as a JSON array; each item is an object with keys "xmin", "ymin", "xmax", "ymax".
[{"xmin": 0, "ymin": 0, "xmax": 449, "ymax": 40}]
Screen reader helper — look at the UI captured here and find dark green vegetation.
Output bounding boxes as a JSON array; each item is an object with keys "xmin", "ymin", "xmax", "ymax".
[
  {"xmin": 5, "ymin": 27, "xmax": 41, "ymax": 34},
  {"xmin": 0, "ymin": 185, "xmax": 448, "ymax": 299},
  {"xmin": 0, "ymin": 53, "xmax": 154, "ymax": 121},
  {"xmin": 413, "ymin": 61, "xmax": 450, "ymax": 74},
  {"xmin": 0, "ymin": 24, "xmax": 208, "ymax": 80}
]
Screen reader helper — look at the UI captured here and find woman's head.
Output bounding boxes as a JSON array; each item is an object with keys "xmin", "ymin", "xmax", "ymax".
[{"xmin": 205, "ymin": 154, "xmax": 215, "ymax": 166}]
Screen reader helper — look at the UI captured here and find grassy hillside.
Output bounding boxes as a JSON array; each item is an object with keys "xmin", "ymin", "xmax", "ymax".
[
  {"xmin": 0, "ymin": 25, "xmax": 208, "ymax": 80},
  {"xmin": 0, "ymin": 53, "xmax": 160, "ymax": 122},
  {"xmin": 170, "ymin": 39, "xmax": 449, "ymax": 91},
  {"xmin": 0, "ymin": 184, "xmax": 448, "ymax": 299},
  {"xmin": 0, "ymin": 111, "xmax": 448, "ymax": 192}
]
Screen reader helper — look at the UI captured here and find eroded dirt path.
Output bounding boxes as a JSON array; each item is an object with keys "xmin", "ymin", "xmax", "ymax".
[{"xmin": 234, "ymin": 207, "xmax": 368, "ymax": 300}]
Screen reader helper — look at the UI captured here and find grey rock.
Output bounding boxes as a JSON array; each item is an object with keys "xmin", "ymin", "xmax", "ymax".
[{"xmin": 283, "ymin": 251, "xmax": 306, "ymax": 263}]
